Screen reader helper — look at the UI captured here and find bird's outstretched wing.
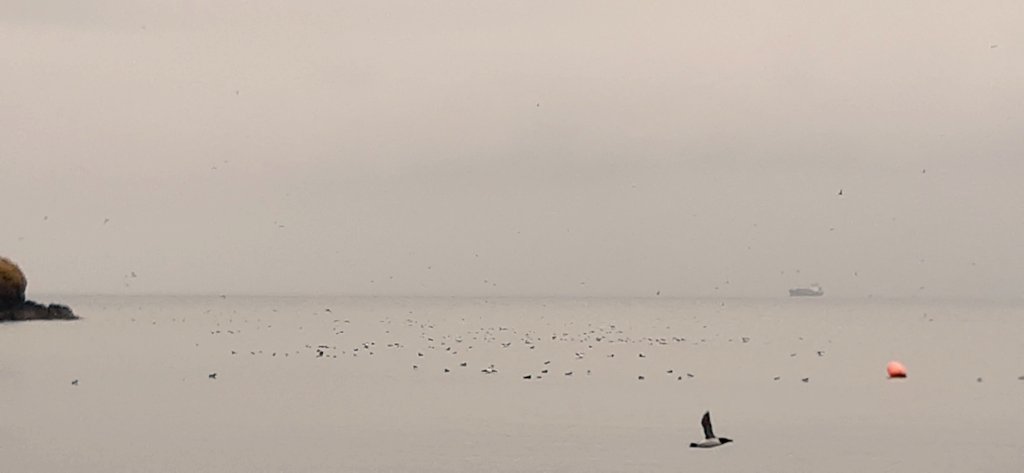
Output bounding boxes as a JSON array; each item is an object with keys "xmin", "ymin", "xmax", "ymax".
[{"xmin": 701, "ymin": 411, "xmax": 715, "ymax": 439}]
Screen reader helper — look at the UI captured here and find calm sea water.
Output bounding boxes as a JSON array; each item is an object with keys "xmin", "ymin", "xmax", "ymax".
[{"xmin": 2, "ymin": 296, "xmax": 1022, "ymax": 472}]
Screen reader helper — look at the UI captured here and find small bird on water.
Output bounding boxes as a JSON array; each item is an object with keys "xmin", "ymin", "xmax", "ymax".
[{"xmin": 689, "ymin": 411, "xmax": 733, "ymax": 448}]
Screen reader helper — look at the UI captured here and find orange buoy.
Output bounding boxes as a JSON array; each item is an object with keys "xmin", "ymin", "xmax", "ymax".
[{"xmin": 887, "ymin": 361, "xmax": 907, "ymax": 378}]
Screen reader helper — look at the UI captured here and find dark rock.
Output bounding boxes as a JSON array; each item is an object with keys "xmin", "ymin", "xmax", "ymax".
[{"xmin": 0, "ymin": 300, "xmax": 78, "ymax": 322}]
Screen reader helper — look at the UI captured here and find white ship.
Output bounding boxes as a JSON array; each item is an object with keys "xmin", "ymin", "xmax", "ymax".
[{"xmin": 789, "ymin": 284, "xmax": 824, "ymax": 297}]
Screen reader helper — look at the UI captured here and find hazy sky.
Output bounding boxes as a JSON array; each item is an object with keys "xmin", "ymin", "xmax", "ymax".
[{"xmin": 2, "ymin": 1, "xmax": 1022, "ymax": 298}]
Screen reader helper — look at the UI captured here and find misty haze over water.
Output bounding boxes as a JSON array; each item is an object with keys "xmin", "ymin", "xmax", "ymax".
[{"xmin": 3, "ymin": 2, "xmax": 1022, "ymax": 298}]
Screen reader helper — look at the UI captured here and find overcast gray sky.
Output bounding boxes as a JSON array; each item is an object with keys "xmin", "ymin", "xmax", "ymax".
[{"xmin": 2, "ymin": 1, "xmax": 1022, "ymax": 298}]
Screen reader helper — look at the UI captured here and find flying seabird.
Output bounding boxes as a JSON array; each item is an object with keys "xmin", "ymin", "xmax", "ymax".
[{"xmin": 689, "ymin": 411, "xmax": 733, "ymax": 448}]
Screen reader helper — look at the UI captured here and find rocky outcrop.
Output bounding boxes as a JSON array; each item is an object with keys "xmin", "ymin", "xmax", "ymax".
[{"xmin": 0, "ymin": 256, "xmax": 78, "ymax": 322}]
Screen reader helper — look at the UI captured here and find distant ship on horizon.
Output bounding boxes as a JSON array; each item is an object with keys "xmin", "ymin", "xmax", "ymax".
[{"xmin": 789, "ymin": 284, "xmax": 824, "ymax": 297}]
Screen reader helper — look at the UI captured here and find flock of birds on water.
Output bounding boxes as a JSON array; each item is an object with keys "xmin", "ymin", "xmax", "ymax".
[
  {"xmin": 183, "ymin": 308, "xmax": 831, "ymax": 385},
  {"xmin": 61, "ymin": 303, "xmax": 854, "ymax": 401},
  {"xmin": 73, "ymin": 303, "xmax": 1024, "ymax": 389}
]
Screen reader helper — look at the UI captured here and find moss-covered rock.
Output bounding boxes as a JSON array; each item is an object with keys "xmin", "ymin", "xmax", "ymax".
[{"xmin": 0, "ymin": 256, "xmax": 27, "ymax": 305}]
